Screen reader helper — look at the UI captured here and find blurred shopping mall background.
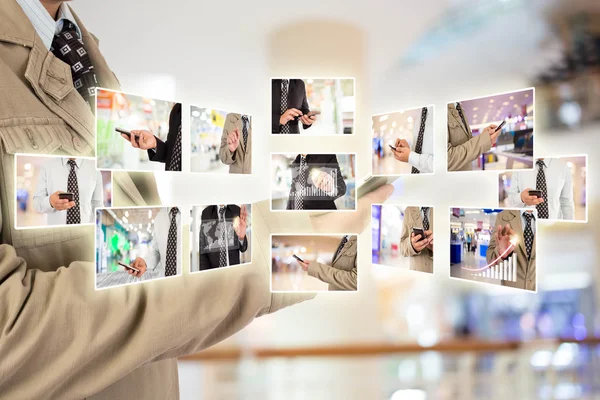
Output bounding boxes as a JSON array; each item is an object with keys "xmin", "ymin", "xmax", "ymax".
[
  {"xmin": 75, "ymin": 0, "xmax": 600, "ymax": 398},
  {"xmin": 15, "ymin": 155, "xmax": 111, "ymax": 228}
]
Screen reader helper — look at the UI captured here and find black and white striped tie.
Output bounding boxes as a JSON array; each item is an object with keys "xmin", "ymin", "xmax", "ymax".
[
  {"xmin": 535, "ymin": 160, "xmax": 549, "ymax": 219},
  {"xmin": 523, "ymin": 212, "xmax": 535, "ymax": 260},
  {"xmin": 294, "ymin": 156, "xmax": 307, "ymax": 210},
  {"xmin": 333, "ymin": 236, "xmax": 349, "ymax": 260},
  {"xmin": 167, "ymin": 124, "xmax": 182, "ymax": 171},
  {"xmin": 165, "ymin": 207, "xmax": 179, "ymax": 276},
  {"xmin": 411, "ymin": 107, "xmax": 428, "ymax": 174},
  {"xmin": 66, "ymin": 160, "xmax": 81, "ymax": 224},
  {"xmin": 242, "ymin": 115, "xmax": 249, "ymax": 149},
  {"xmin": 421, "ymin": 207, "xmax": 430, "ymax": 231},
  {"xmin": 218, "ymin": 207, "xmax": 228, "ymax": 267},
  {"xmin": 281, "ymin": 80, "xmax": 290, "ymax": 134}
]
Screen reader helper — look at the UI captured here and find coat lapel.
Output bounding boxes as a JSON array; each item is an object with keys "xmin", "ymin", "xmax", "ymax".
[{"xmin": 448, "ymin": 103, "xmax": 471, "ymax": 138}]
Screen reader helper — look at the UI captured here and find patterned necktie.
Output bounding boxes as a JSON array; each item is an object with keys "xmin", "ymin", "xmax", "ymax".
[
  {"xmin": 294, "ymin": 156, "xmax": 307, "ymax": 210},
  {"xmin": 50, "ymin": 21, "xmax": 97, "ymax": 110},
  {"xmin": 280, "ymin": 80, "xmax": 290, "ymax": 134},
  {"xmin": 411, "ymin": 107, "xmax": 428, "ymax": 174},
  {"xmin": 333, "ymin": 236, "xmax": 349, "ymax": 261},
  {"xmin": 218, "ymin": 207, "xmax": 228, "ymax": 267},
  {"xmin": 535, "ymin": 160, "xmax": 549, "ymax": 219},
  {"xmin": 66, "ymin": 160, "xmax": 81, "ymax": 224},
  {"xmin": 164, "ymin": 207, "xmax": 179, "ymax": 276},
  {"xmin": 522, "ymin": 212, "xmax": 535, "ymax": 260},
  {"xmin": 421, "ymin": 207, "xmax": 430, "ymax": 231},
  {"xmin": 455, "ymin": 102, "xmax": 470, "ymax": 135},
  {"xmin": 242, "ymin": 115, "xmax": 249, "ymax": 149},
  {"xmin": 167, "ymin": 124, "xmax": 182, "ymax": 171}
]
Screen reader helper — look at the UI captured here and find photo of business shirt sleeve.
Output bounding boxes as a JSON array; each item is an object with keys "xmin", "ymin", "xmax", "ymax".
[
  {"xmin": 143, "ymin": 208, "xmax": 182, "ymax": 276},
  {"xmin": 507, "ymin": 158, "xmax": 575, "ymax": 220},
  {"xmin": 32, "ymin": 158, "xmax": 103, "ymax": 225},
  {"xmin": 407, "ymin": 106, "xmax": 434, "ymax": 174}
]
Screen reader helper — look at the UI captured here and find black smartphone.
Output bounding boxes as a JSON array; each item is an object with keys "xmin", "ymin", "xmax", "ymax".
[
  {"xmin": 116, "ymin": 128, "xmax": 139, "ymax": 143},
  {"xmin": 389, "ymin": 144, "xmax": 397, "ymax": 151},
  {"xmin": 118, "ymin": 261, "xmax": 140, "ymax": 273},
  {"xmin": 494, "ymin": 120, "xmax": 506, "ymax": 132},
  {"xmin": 58, "ymin": 192, "xmax": 74, "ymax": 201},
  {"xmin": 306, "ymin": 110, "xmax": 321, "ymax": 118},
  {"xmin": 412, "ymin": 227, "xmax": 425, "ymax": 239},
  {"xmin": 292, "ymin": 254, "xmax": 305, "ymax": 263},
  {"xmin": 528, "ymin": 189, "xmax": 543, "ymax": 198}
]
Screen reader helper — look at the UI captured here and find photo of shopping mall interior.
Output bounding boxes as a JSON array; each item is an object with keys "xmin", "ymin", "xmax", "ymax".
[
  {"xmin": 15, "ymin": 155, "xmax": 111, "ymax": 228},
  {"xmin": 271, "ymin": 234, "xmax": 347, "ymax": 292},
  {"xmin": 77, "ymin": 0, "xmax": 600, "ymax": 398},
  {"xmin": 452, "ymin": 88, "xmax": 535, "ymax": 171},
  {"xmin": 190, "ymin": 106, "xmax": 233, "ymax": 174},
  {"xmin": 372, "ymin": 107, "xmax": 431, "ymax": 175},
  {"xmin": 284, "ymin": 78, "xmax": 355, "ymax": 135},
  {"xmin": 96, "ymin": 89, "xmax": 177, "ymax": 171},
  {"xmin": 499, "ymin": 155, "xmax": 587, "ymax": 221},
  {"xmin": 95, "ymin": 207, "xmax": 165, "ymax": 288}
]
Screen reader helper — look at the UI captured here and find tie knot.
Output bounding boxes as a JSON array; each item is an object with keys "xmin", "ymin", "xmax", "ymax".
[
  {"xmin": 523, "ymin": 212, "xmax": 534, "ymax": 222},
  {"xmin": 219, "ymin": 207, "xmax": 226, "ymax": 216},
  {"xmin": 242, "ymin": 115, "xmax": 248, "ymax": 122},
  {"xmin": 170, "ymin": 207, "xmax": 179, "ymax": 217},
  {"xmin": 536, "ymin": 159, "xmax": 546, "ymax": 168},
  {"xmin": 422, "ymin": 207, "xmax": 429, "ymax": 214},
  {"xmin": 67, "ymin": 159, "xmax": 77, "ymax": 169},
  {"xmin": 61, "ymin": 21, "xmax": 78, "ymax": 34}
]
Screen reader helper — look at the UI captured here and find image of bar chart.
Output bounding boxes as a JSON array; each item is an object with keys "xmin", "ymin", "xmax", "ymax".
[{"xmin": 464, "ymin": 254, "xmax": 518, "ymax": 282}]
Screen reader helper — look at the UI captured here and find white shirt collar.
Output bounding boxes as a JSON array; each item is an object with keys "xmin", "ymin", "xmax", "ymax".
[
  {"xmin": 61, "ymin": 158, "xmax": 80, "ymax": 168},
  {"xmin": 16, "ymin": 0, "xmax": 82, "ymax": 50}
]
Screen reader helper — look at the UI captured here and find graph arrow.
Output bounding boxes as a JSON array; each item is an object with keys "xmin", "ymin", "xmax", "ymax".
[{"xmin": 460, "ymin": 237, "xmax": 518, "ymax": 272}]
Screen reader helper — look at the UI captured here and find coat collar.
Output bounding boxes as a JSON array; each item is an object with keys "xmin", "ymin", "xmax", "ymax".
[{"xmin": 0, "ymin": 0, "xmax": 37, "ymax": 47}]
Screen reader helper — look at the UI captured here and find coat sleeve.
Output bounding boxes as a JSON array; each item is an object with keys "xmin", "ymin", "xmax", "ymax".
[
  {"xmin": 147, "ymin": 136, "xmax": 168, "ymax": 164},
  {"xmin": 307, "ymin": 260, "xmax": 357, "ymax": 290},
  {"xmin": 0, "ymin": 198, "xmax": 314, "ymax": 399},
  {"xmin": 447, "ymin": 132, "xmax": 491, "ymax": 171},
  {"xmin": 219, "ymin": 114, "xmax": 236, "ymax": 165}
]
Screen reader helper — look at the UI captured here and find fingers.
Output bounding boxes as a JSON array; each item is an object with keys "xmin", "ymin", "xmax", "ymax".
[
  {"xmin": 398, "ymin": 139, "xmax": 410, "ymax": 148},
  {"xmin": 129, "ymin": 131, "xmax": 139, "ymax": 148},
  {"xmin": 425, "ymin": 230, "xmax": 433, "ymax": 237},
  {"xmin": 288, "ymin": 108, "xmax": 302, "ymax": 117}
]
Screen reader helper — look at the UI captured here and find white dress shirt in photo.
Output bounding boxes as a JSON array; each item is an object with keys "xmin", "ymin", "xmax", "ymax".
[
  {"xmin": 507, "ymin": 158, "xmax": 575, "ymax": 220},
  {"xmin": 33, "ymin": 158, "xmax": 103, "ymax": 225},
  {"xmin": 407, "ymin": 106, "xmax": 434, "ymax": 174},
  {"xmin": 145, "ymin": 208, "xmax": 182, "ymax": 276}
]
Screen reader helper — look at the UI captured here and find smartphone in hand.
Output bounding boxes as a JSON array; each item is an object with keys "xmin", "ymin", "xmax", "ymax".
[
  {"xmin": 58, "ymin": 192, "xmax": 74, "ymax": 201},
  {"xmin": 118, "ymin": 261, "xmax": 140, "ymax": 273},
  {"xmin": 292, "ymin": 254, "xmax": 305, "ymax": 263},
  {"xmin": 116, "ymin": 128, "xmax": 140, "ymax": 144},
  {"xmin": 412, "ymin": 227, "xmax": 426, "ymax": 239},
  {"xmin": 528, "ymin": 189, "xmax": 543, "ymax": 198}
]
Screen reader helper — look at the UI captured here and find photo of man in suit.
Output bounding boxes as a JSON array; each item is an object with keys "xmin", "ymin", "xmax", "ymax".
[
  {"xmin": 121, "ymin": 102, "xmax": 183, "ymax": 171},
  {"xmin": 285, "ymin": 154, "xmax": 347, "ymax": 210},
  {"xmin": 400, "ymin": 206, "xmax": 434, "ymax": 274},
  {"xmin": 199, "ymin": 204, "xmax": 249, "ymax": 270},
  {"xmin": 219, "ymin": 113, "xmax": 252, "ymax": 174},
  {"xmin": 272, "ymin": 78, "xmax": 317, "ymax": 134},
  {"xmin": 487, "ymin": 209, "xmax": 536, "ymax": 291},
  {"xmin": 32, "ymin": 157, "xmax": 104, "ymax": 226},
  {"xmin": 447, "ymin": 102, "xmax": 501, "ymax": 171},
  {"xmin": 296, "ymin": 235, "xmax": 358, "ymax": 291},
  {"xmin": 506, "ymin": 158, "xmax": 575, "ymax": 220}
]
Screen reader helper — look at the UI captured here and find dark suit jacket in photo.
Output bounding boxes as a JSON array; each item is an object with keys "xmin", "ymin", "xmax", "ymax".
[
  {"xmin": 199, "ymin": 205, "xmax": 248, "ymax": 270},
  {"xmin": 286, "ymin": 154, "xmax": 347, "ymax": 210},
  {"xmin": 272, "ymin": 79, "xmax": 312, "ymax": 134},
  {"xmin": 148, "ymin": 102, "xmax": 182, "ymax": 171}
]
